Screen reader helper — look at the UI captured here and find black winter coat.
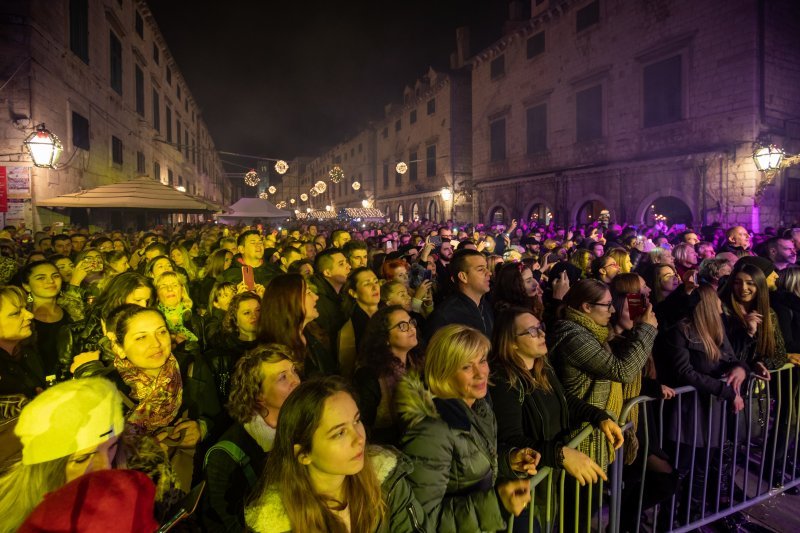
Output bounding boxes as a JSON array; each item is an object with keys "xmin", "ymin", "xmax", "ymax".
[
  {"xmin": 772, "ymin": 291, "xmax": 800, "ymax": 353},
  {"xmin": 489, "ymin": 368, "xmax": 610, "ymax": 468}
]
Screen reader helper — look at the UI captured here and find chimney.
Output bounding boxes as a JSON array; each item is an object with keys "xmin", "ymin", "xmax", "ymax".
[
  {"xmin": 455, "ymin": 26, "xmax": 470, "ymax": 68},
  {"xmin": 504, "ymin": 0, "xmax": 529, "ymax": 34}
]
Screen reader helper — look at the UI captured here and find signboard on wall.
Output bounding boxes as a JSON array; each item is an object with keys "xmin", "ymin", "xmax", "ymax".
[
  {"xmin": 7, "ymin": 166, "xmax": 31, "ymax": 197},
  {"xmin": 0, "ymin": 167, "xmax": 6, "ymax": 212},
  {"xmin": 6, "ymin": 198, "xmax": 32, "ymax": 227}
]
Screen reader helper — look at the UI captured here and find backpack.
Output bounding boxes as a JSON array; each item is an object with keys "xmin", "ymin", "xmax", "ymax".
[{"xmin": 203, "ymin": 440, "xmax": 256, "ymax": 487}]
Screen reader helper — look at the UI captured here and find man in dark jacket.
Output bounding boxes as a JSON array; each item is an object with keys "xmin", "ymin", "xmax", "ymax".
[
  {"xmin": 425, "ymin": 249, "xmax": 493, "ymax": 340},
  {"xmin": 221, "ymin": 230, "xmax": 278, "ymax": 287},
  {"xmin": 309, "ymin": 248, "xmax": 351, "ymax": 354}
]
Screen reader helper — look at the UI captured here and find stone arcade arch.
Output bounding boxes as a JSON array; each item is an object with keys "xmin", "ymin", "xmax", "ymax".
[
  {"xmin": 573, "ymin": 195, "xmax": 613, "ymax": 225},
  {"xmin": 635, "ymin": 193, "xmax": 695, "ymax": 226},
  {"xmin": 523, "ymin": 200, "xmax": 554, "ymax": 226},
  {"xmin": 486, "ymin": 202, "xmax": 512, "ymax": 227},
  {"xmin": 397, "ymin": 204, "xmax": 404, "ymax": 223},
  {"xmin": 427, "ymin": 199, "xmax": 439, "ymax": 222},
  {"xmin": 411, "ymin": 202, "xmax": 420, "ymax": 222}
]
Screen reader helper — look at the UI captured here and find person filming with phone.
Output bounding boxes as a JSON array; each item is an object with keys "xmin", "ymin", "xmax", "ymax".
[{"xmin": 221, "ymin": 230, "xmax": 276, "ymax": 292}]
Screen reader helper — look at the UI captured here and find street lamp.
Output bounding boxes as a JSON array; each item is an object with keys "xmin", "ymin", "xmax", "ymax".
[
  {"xmin": 440, "ymin": 187, "xmax": 453, "ymax": 202},
  {"xmin": 753, "ymin": 144, "xmax": 784, "ymax": 172},
  {"xmin": 23, "ymin": 124, "xmax": 63, "ymax": 168}
]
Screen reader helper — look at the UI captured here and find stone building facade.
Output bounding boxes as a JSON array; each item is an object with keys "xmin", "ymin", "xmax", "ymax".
[
  {"xmin": 294, "ymin": 0, "xmax": 800, "ymax": 231},
  {"xmin": 372, "ymin": 65, "xmax": 472, "ymax": 224},
  {"xmin": 0, "ymin": 0, "xmax": 232, "ymax": 229},
  {"xmin": 469, "ymin": 0, "xmax": 800, "ymax": 230}
]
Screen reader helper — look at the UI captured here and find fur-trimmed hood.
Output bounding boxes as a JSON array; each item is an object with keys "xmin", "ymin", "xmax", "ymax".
[
  {"xmin": 244, "ymin": 445, "xmax": 411, "ymax": 533},
  {"xmin": 395, "ymin": 371, "xmax": 438, "ymax": 429}
]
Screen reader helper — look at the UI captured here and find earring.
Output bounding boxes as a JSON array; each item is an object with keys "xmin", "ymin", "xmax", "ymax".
[{"xmin": 26, "ymin": 292, "xmax": 34, "ymax": 304}]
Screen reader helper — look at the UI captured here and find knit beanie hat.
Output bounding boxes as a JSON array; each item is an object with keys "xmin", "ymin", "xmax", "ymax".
[
  {"xmin": 736, "ymin": 256, "xmax": 776, "ymax": 279},
  {"xmin": 19, "ymin": 470, "xmax": 158, "ymax": 533},
  {"xmin": 15, "ymin": 378, "xmax": 124, "ymax": 465}
]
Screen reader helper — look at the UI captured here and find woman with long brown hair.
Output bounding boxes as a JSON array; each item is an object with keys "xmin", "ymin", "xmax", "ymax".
[
  {"xmin": 657, "ymin": 284, "xmax": 745, "ymax": 406},
  {"xmin": 258, "ymin": 273, "xmax": 334, "ymax": 377},
  {"xmin": 655, "ymin": 284, "xmax": 747, "ymax": 510},
  {"xmin": 245, "ymin": 377, "xmax": 428, "ymax": 532},
  {"xmin": 490, "ymin": 306, "xmax": 612, "ymax": 530},
  {"xmin": 719, "ymin": 261, "xmax": 786, "ymax": 372},
  {"xmin": 491, "ymin": 262, "xmax": 545, "ymax": 319}
]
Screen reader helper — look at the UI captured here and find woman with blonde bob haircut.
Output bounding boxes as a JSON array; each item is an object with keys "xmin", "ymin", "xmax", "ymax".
[
  {"xmin": 245, "ymin": 376, "xmax": 428, "ymax": 533},
  {"xmin": 396, "ymin": 324, "xmax": 539, "ymax": 532}
]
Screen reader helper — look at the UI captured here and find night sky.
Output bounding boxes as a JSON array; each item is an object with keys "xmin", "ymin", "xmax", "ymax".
[{"xmin": 148, "ymin": 0, "xmax": 509, "ymax": 163}]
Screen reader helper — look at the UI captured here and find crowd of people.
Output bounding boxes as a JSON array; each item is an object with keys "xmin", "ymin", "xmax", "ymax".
[{"xmin": 0, "ymin": 216, "xmax": 798, "ymax": 532}]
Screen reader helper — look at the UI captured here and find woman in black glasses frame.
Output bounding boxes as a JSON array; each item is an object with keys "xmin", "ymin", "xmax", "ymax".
[
  {"xmin": 353, "ymin": 305, "xmax": 424, "ymax": 445},
  {"xmin": 490, "ymin": 306, "xmax": 616, "ymax": 532}
]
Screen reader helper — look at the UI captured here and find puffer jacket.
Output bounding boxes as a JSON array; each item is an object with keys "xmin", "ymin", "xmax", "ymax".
[
  {"xmin": 396, "ymin": 373, "xmax": 515, "ymax": 533},
  {"xmin": 244, "ymin": 445, "xmax": 427, "ymax": 533}
]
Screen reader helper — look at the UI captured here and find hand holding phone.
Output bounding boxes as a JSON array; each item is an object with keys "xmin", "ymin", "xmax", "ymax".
[
  {"xmin": 626, "ymin": 293, "xmax": 647, "ymax": 322},
  {"xmin": 241, "ymin": 265, "xmax": 255, "ymax": 290}
]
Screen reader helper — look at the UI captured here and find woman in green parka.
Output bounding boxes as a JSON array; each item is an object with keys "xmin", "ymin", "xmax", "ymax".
[{"xmin": 396, "ymin": 324, "xmax": 539, "ymax": 533}]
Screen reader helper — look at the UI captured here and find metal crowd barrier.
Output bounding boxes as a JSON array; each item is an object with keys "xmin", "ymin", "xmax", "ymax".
[{"xmin": 507, "ymin": 363, "xmax": 800, "ymax": 533}]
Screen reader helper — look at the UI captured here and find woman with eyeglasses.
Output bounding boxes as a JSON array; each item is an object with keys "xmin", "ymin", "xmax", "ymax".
[
  {"xmin": 549, "ymin": 279, "xmax": 656, "ymax": 471},
  {"xmin": 154, "ymin": 271, "xmax": 203, "ymax": 354},
  {"xmin": 338, "ymin": 268, "xmax": 382, "ymax": 380},
  {"xmin": 353, "ymin": 305, "xmax": 422, "ymax": 446},
  {"xmin": 491, "ymin": 306, "xmax": 618, "ymax": 531}
]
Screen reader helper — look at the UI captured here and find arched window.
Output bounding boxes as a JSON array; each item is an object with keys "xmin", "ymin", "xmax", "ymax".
[
  {"xmin": 527, "ymin": 203, "xmax": 553, "ymax": 225},
  {"xmin": 397, "ymin": 204, "xmax": 404, "ymax": 223},
  {"xmin": 411, "ymin": 202, "xmax": 420, "ymax": 221},
  {"xmin": 428, "ymin": 199, "xmax": 439, "ymax": 222},
  {"xmin": 644, "ymin": 196, "xmax": 693, "ymax": 225},
  {"xmin": 490, "ymin": 206, "xmax": 506, "ymax": 226},
  {"xmin": 576, "ymin": 200, "xmax": 608, "ymax": 225}
]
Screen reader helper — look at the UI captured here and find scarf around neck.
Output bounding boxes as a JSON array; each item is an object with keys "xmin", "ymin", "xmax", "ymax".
[
  {"xmin": 115, "ymin": 353, "xmax": 183, "ymax": 432},
  {"xmin": 565, "ymin": 306, "xmax": 623, "ymax": 463},
  {"xmin": 243, "ymin": 414, "xmax": 276, "ymax": 452},
  {"xmin": 565, "ymin": 307, "xmax": 610, "ymax": 344},
  {"xmin": 158, "ymin": 302, "xmax": 198, "ymax": 343}
]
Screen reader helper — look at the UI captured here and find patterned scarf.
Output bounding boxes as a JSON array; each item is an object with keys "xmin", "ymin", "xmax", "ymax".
[
  {"xmin": 565, "ymin": 307, "xmax": 624, "ymax": 463},
  {"xmin": 158, "ymin": 302, "xmax": 198, "ymax": 343},
  {"xmin": 115, "ymin": 353, "xmax": 183, "ymax": 433}
]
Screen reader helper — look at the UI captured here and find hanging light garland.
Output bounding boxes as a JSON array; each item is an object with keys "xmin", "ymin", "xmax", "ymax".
[
  {"xmin": 310, "ymin": 188, "xmax": 319, "ymax": 197},
  {"xmin": 276, "ymin": 201, "xmax": 288, "ymax": 209},
  {"xmin": 395, "ymin": 162, "xmax": 408, "ymax": 175},
  {"xmin": 300, "ymin": 193, "xmax": 308, "ymax": 202},
  {"xmin": 290, "ymin": 198, "xmax": 296, "ymax": 204},
  {"xmin": 329, "ymin": 165, "xmax": 344, "ymax": 183},
  {"xmin": 268, "ymin": 186, "xmax": 277, "ymax": 194},
  {"xmin": 259, "ymin": 192, "xmax": 269, "ymax": 199},
  {"xmin": 244, "ymin": 169, "xmax": 260, "ymax": 187},
  {"xmin": 315, "ymin": 181, "xmax": 327, "ymax": 193},
  {"xmin": 274, "ymin": 160, "xmax": 289, "ymax": 175},
  {"xmin": 352, "ymin": 181, "xmax": 361, "ymax": 190}
]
